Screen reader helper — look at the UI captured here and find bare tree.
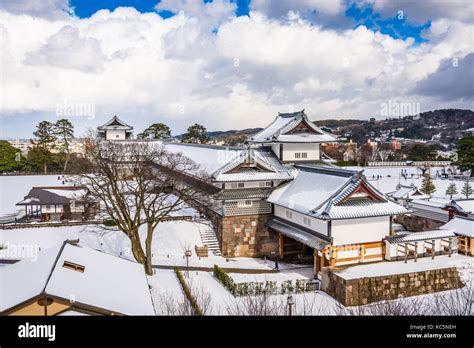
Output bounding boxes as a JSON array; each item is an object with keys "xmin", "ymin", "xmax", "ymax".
[
  {"xmin": 430, "ymin": 282, "xmax": 473, "ymax": 316},
  {"xmin": 77, "ymin": 137, "xmax": 210, "ymax": 275},
  {"xmin": 226, "ymin": 293, "xmax": 286, "ymax": 316}
]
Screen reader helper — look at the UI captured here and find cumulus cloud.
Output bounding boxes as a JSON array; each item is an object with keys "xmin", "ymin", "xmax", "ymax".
[
  {"xmin": 362, "ymin": 0, "xmax": 474, "ymax": 24},
  {"xmin": 413, "ymin": 53, "xmax": 474, "ymax": 101},
  {"xmin": 0, "ymin": 1, "xmax": 473, "ymax": 139},
  {"xmin": 24, "ymin": 25, "xmax": 108, "ymax": 73},
  {"xmin": 0, "ymin": 0, "xmax": 72, "ymax": 20}
]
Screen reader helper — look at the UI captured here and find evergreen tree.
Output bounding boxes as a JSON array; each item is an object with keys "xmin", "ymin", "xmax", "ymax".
[
  {"xmin": 31, "ymin": 121, "xmax": 56, "ymax": 173},
  {"xmin": 0, "ymin": 140, "xmax": 25, "ymax": 172},
  {"xmin": 421, "ymin": 173, "xmax": 436, "ymax": 197},
  {"xmin": 181, "ymin": 123, "xmax": 209, "ymax": 144},
  {"xmin": 137, "ymin": 123, "xmax": 171, "ymax": 139},
  {"xmin": 461, "ymin": 178, "xmax": 473, "ymax": 199},
  {"xmin": 454, "ymin": 136, "xmax": 474, "ymax": 177},
  {"xmin": 445, "ymin": 181, "xmax": 458, "ymax": 200},
  {"xmin": 54, "ymin": 119, "xmax": 74, "ymax": 171}
]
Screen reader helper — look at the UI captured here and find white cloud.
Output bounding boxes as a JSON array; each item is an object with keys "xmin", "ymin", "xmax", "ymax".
[
  {"xmin": 0, "ymin": 1, "xmax": 472, "ymax": 139},
  {"xmin": 0, "ymin": 0, "xmax": 72, "ymax": 20}
]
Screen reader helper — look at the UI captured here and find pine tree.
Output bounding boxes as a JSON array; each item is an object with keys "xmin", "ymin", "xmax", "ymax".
[
  {"xmin": 137, "ymin": 123, "xmax": 171, "ymax": 139},
  {"xmin": 461, "ymin": 178, "xmax": 473, "ymax": 199},
  {"xmin": 54, "ymin": 119, "xmax": 74, "ymax": 171},
  {"xmin": 421, "ymin": 173, "xmax": 436, "ymax": 197},
  {"xmin": 445, "ymin": 181, "xmax": 458, "ymax": 200},
  {"xmin": 181, "ymin": 123, "xmax": 209, "ymax": 144},
  {"xmin": 31, "ymin": 121, "xmax": 57, "ymax": 173}
]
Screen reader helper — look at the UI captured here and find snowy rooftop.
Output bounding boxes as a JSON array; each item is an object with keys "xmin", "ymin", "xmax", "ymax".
[
  {"xmin": 385, "ymin": 229, "xmax": 456, "ymax": 244},
  {"xmin": 442, "ymin": 216, "xmax": 474, "ymax": 238},
  {"xmin": 388, "ymin": 184, "xmax": 429, "ymax": 200},
  {"xmin": 163, "ymin": 143, "xmax": 243, "ymax": 175},
  {"xmin": 0, "ymin": 241, "xmax": 155, "ymax": 315},
  {"xmin": 97, "ymin": 115, "xmax": 133, "ymax": 131},
  {"xmin": 249, "ymin": 110, "xmax": 337, "ymax": 144},
  {"xmin": 16, "ymin": 187, "xmax": 87, "ymax": 206},
  {"xmin": 268, "ymin": 165, "xmax": 408, "ymax": 220},
  {"xmin": 212, "ymin": 148, "xmax": 294, "ymax": 182}
]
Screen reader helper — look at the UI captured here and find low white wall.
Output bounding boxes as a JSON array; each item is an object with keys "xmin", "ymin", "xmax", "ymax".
[
  {"xmin": 106, "ymin": 130, "xmax": 126, "ymax": 140},
  {"xmin": 331, "ymin": 216, "xmax": 390, "ymax": 246},
  {"xmin": 274, "ymin": 205, "xmax": 329, "ymax": 236}
]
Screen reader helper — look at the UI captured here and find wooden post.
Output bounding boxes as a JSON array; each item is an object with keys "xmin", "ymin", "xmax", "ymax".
[
  {"xmin": 360, "ymin": 245, "xmax": 365, "ymax": 263},
  {"xmin": 313, "ymin": 250, "xmax": 318, "ymax": 277},
  {"xmin": 278, "ymin": 233, "xmax": 284, "ymax": 258},
  {"xmin": 404, "ymin": 243, "xmax": 408, "ymax": 263},
  {"xmin": 448, "ymin": 238, "xmax": 452, "ymax": 257},
  {"xmin": 414, "ymin": 242, "xmax": 418, "ymax": 262}
]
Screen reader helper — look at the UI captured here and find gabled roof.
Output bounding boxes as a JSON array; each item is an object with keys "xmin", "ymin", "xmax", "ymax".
[
  {"xmin": 388, "ymin": 184, "xmax": 430, "ymax": 200},
  {"xmin": 97, "ymin": 115, "xmax": 133, "ymax": 131},
  {"xmin": 248, "ymin": 110, "xmax": 337, "ymax": 144},
  {"xmin": 16, "ymin": 187, "xmax": 87, "ymax": 206},
  {"xmin": 0, "ymin": 241, "xmax": 155, "ymax": 315},
  {"xmin": 212, "ymin": 147, "xmax": 294, "ymax": 182},
  {"xmin": 268, "ymin": 164, "xmax": 409, "ymax": 220},
  {"xmin": 443, "ymin": 199, "xmax": 473, "ymax": 214},
  {"xmin": 441, "ymin": 216, "xmax": 474, "ymax": 237}
]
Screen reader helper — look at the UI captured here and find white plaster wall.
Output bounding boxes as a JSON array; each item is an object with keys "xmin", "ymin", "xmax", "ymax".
[
  {"xmin": 42, "ymin": 205, "xmax": 63, "ymax": 213},
  {"xmin": 332, "ymin": 216, "xmax": 390, "ymax": 246},
  {"xmin": 281, "ymin": 143, "xmax": 320, "ymax": 161},
  {"xmin": 106, "ymin": 129, "xmax": 126, "ymax": 140},
  {"xmin": 274, "ymin": 205, "xmax": 328, "ymax": 236}
]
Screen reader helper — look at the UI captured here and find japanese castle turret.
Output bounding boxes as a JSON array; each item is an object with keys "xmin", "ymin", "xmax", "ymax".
[
  {"xmin": 97, "ymin": 115, "xmax": 133, "ymax": 140},
  {"xmin": 248, "ymin": 110, "xmax": 338, "ymax": 162}
]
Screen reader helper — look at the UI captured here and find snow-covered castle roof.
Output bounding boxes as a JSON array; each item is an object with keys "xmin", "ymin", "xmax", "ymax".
[{"xmin": 248, "ymin": 110, "xmax": 338, "ymax": 144}]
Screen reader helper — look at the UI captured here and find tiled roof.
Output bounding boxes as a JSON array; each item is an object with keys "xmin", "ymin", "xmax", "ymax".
[
  {"xmin": 315, "ymin": 197, "xmax": 410, "ymax": 220},
  {"xmin": 97, "ymin": 115, "xmax": 133, "ymax": 131},
  {"xmin": 212, "ymin": 148, "xmax": 294, "ymax": 182},
  {"xmin": 218, "ymin": 188, "xmax": 274, "ymax": 200},
  {"xmin": 385, "ymin": 230, "xmax": 456, "ymax": 244},
  {"xmin": 249, "ymin": 110, "xmax": 337, "ymax": 144},
  {"xmin": 269, "ymin": 164, "xmax": 409, "ymax": 220},
  {"xmin": 441, "ymin": 216, "xmax": 474, "ymax": 238}
]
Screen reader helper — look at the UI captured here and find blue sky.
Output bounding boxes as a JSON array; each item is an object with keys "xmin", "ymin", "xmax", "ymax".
[
  {"xmin": 71, "ymin": 0, "xmax": 431, "ymax": 43},
  {"xmin": 0, "ymin": 0, "xmax": 472, "ymax": 138}
]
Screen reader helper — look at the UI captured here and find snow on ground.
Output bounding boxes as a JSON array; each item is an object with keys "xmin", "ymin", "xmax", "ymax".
[
  {"xmin": 0, "ymin": 220, "xmax": 297, "ymax": 271},
  {"xmin": 147, "ymin": 269, "xmax": 185, "ymax": 315},
  {"xmin": 346, "ymin": 166, "xmax": 468, "ymax": 200},
  {"xmin": 186, "ymin": 271, "xmax": 235, "ymax": 315},
  {"xmin": 335, "ymin": 254, "xmax": 472, "ymax": 279}
]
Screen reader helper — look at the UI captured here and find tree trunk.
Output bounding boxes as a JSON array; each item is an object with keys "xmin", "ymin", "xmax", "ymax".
[
  {"xmin": 43, "ymin": 161, "xmax": 48, "ymax": 174},
  {"xmin": 63, "ymin": 151, "xmax": 70, "ymax": 172},
  {"xmin": 129, "ymin": 231, "xmax": 146, "ymax": 264},
  {"xmin": 144, "ymin": 223, "xmax": 154, "ymax": 275}
]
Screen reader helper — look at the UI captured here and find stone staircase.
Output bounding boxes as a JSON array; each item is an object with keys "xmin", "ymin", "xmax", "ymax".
[{"xmin": 199, "ymin": 228, "xmax": 222, "ymax": 256}]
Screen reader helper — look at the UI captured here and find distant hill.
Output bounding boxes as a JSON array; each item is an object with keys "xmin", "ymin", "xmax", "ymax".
[{"xmin": 179, "ymin": 109, "xmax": 473, "ymax": 146}]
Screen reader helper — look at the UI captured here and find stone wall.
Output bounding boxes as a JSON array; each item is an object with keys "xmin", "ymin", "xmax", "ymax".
[
  {"xmin": 321, "ymin": 266, "xmax": 464, "ymax": 306},
  {"xmin": 221, "ymin": 214, "xmax": 278, "ymax": 258},
  {"xmin": 395, "ymin": 214, "xmax": 444, "ymax": 232}
]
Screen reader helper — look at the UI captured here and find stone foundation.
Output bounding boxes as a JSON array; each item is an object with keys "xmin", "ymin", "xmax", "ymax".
[
  {"xmin": 221, "ymin": 214, "xmax": 278, "ymax": 258},
  {"xmin": 321, "ymin": 266, "xmax": 464, "ymax": 306},
  {"xmin": 395, "ymin": 214, "xmax": 444, "ymax": 232}
]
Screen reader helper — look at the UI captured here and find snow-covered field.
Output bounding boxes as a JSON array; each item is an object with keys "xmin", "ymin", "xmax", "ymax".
[
  {"xmin": 347, "ymin": 166, "xmax": 469, "ymax": 200},
  {"xmin": 0, "ymin": 219, "xmax": 296, "ymax": 271}
]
